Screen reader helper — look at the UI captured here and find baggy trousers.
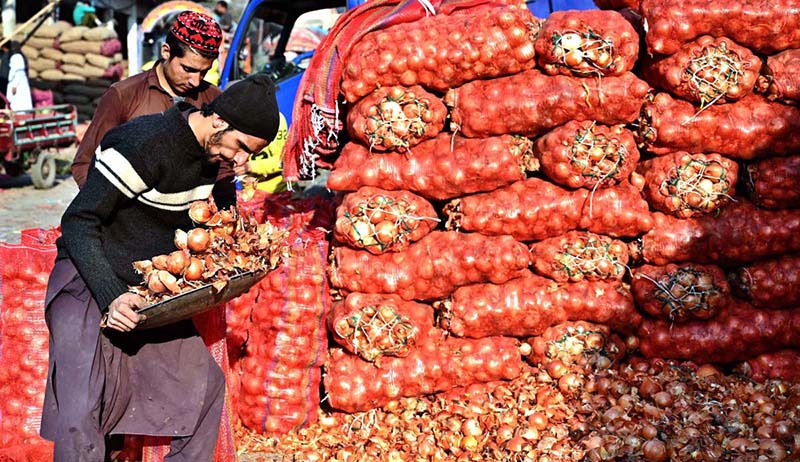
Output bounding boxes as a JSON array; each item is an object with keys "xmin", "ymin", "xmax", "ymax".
[{"xmin": 40, "ymin": 258, "xmax": 225, "ymax": 462}]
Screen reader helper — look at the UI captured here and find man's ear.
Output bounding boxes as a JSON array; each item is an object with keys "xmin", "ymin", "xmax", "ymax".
[
  {"xmin": 160, "ymin": 42, "xmax": 171, "ymax": 61},
  {"xmin": 212, "ymin": 113, "xmax": 229, "ymax": 130}
]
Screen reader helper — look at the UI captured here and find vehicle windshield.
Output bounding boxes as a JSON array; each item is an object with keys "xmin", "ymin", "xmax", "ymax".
[{"xmin": 237, "ymin": 7, "xmax": 342, "ymax": 80}]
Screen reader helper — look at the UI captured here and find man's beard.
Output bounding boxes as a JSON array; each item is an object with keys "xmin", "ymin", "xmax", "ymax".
[{"xmin": 205, "ymin": 127, "xmax": 232, "ymax": 160}]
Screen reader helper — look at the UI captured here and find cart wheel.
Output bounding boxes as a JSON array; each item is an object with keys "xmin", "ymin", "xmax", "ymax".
[{"xmin": 31, "ymin": 151, "xmax": 56, "ymax": 189}]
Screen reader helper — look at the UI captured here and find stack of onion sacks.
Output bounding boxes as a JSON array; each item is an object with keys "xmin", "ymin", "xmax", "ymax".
[{"xmin": 129, "ymin": 200, "xmax": 288, "ymax": 304}]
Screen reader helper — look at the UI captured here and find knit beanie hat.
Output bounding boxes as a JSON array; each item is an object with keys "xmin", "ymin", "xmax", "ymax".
[
  {"xmin": 170, "ymin": 11, "xmax": 222, "ymax": 54},
  {"xmin": 210, "ymin": 74, "xmax": 280, "ymax": 142}
]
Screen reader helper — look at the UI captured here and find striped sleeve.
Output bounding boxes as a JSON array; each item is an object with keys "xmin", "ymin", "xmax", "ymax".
[{"xmin": 95, "ymin": 145, "xmax": 214, "ymax": 211}]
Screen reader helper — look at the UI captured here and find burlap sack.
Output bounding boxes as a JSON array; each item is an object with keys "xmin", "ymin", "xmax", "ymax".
[
  {"xmin": 52, "ymin": 90, "xmax": 64, "ymax": 104},
  {"xmin": 21, "ymin": 45, "xmax": 39, "ymax": 59},
  {"xmin": 113, "ymin": 52, "xmax": 122, "ymax": 62},
  {"xmin": 62, "ymin": 53, "xmax": 86, "ymax": 66},
  {"xmin": 63, "ymin": 93, "xmax": 92, "ymax": 105},
  {"xmin": 63, "ymin": 83, "xmax": 107, "ymax": 99},
  {"xmin": 59, "ymin": 40, "xmax": 101, "ymax": 55},
  {"xmin": 59, "ymin": 26, "xmax": 89, "ymax": 43},
  {"xmin": 29, "ymin": 69, "xmax": 38, "ymax": 80},
  {"xmin": 85, "ymin": 78, "xmax": 114, "ymax": 88},
  {"xmin": 26, "ymin": 37, "xmax": 55, "ymax": 50},
  {"xmin": 30, "ymin": 79, "xmax": 58, "ymax": 90},
  {"xmin": 28, "ymin": 58, "xmax": 58, "ymax": 73},
  {"xmin": 34, "ymin": 21, "xmax": 71, "ymax": 38},
  {"xmin": 39, "ymin": 69, "xmax": 64, "ymax": 81},
  {"xmin": 61, "ymin": 73, "xmax": 87, "ymax": 82},
  {"xmin": 86, "ymin": 53, "xmax": 113, "ymax": 69},
  {"xmin": 61, "ymin": 63, "xmax": 105, "ymax": 79},
  {"xmin": 39, "ymin": 47, "xmax": 63, "ymax": 61},
  {"xmin": 83, "ymin": 26, "xmax": 116, "ymax": 41}
]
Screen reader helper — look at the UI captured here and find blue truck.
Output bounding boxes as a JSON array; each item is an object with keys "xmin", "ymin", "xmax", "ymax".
[{"xmin": 219, "ymin": 0, "xmax": 598, "ymax": 128}]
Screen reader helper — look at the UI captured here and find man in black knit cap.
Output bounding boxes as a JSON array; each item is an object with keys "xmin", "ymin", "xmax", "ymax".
[{"xmin": 40, "ymin": 74, "xmax": 279, "ymax": 462}]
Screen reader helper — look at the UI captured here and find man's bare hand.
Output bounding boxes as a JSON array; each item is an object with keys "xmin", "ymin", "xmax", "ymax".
[{"xmin": 105, "ymin": 292, "xmax": 146, "ymax": 332}]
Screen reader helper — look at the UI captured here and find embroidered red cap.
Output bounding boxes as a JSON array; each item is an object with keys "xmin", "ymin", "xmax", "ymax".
[{"xmin": 170, "ymin": 11, "xmax": 222, "ymax": 54}]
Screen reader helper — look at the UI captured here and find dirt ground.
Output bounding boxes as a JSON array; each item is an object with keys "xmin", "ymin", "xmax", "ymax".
[{"xmin": 0, "ymin": 147, "xmax": 78, "ymax": 244}]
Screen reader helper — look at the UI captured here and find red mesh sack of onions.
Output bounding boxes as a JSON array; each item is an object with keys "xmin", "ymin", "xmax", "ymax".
[
  {"xmin": 637, "ymin": 152, "xmax": 738, "ymax": 218},
  {"xmin": 637, "ymin": 92, "xmax": 800, "ymax": 159},
  {"xmin": 641, "ymin": 36, "xmax": 761, "ymax": 107},
  {"xmin": 529, "ymin": 231, "xmax": 629, "ymax": 282},
  {"xmin": 735, "ymin": 350, "xmax": 800, "ymax": 383},
  {"xmin": 635, "ymin": 200, "xmax": 800, "ymax": 266},
  {"xmin": 744, "ymin": 155, "xmax": 800, "ymax": 210},
  {"xmin": 323, "ymin": 333, "xmax": 524, "ymax": 413},
  {"xmin": 730, "ymin": 254, "xmax": 800, "ymax": 310},
  {"xmin": 327, "ymin": 293, "xmax": 434, "ymax": 363},
  {"xmin": 637, "ymin": 301, "xmax": 800, "ymax": 364},
  {"xmin": 640, "ymin": 0, "xmax": 800, "ymax": 55},
  {"xmin": 225, "ymin": 286, "xmax": 258, "ymax": 362},
  {"xmin": 593, "ymin": 0, "xmax": 640, "ymax": 9},
  {"xmin": 757, "ymin": 49, "xmax": 800, "ymax": 104},
  {"xmin": 534, "ymin": 10, "xmax": 638, "ymax": 77},
  {"xmin": 534, "ymin": 120, "xmax": 640, "ymax": 189},
  {"xmin": 329, "ymin": 231, "xmax": 530, "ymax": 302},
  {"xmin": 237, "ymin": 190, "xmax": 336, "ymax": 231},
  {"xmin": 333, "ymin": 186, "xmax": 439, "ymax": 254},
  {"xmin": 340, "ymin": 4, "xmax": 540, "ymax": 103},
  {"xmin": 445, "ymin": 178, "xmax": 653, "ymax": 241},
  {"xmin": 445, "ymin": 69, "xmax": 649, "ymax": 138},
  {"xmin": 0, "ymin": 242, "xmax": 56, "ymax": 447},
  {"xmin": 346, "ymin": 85, "xmax": 447, "ymax": 152},
  {"xmin": 631, "ymin": 263, "xmax": 731, "ymax": 323},
  {"xmin": 19, "ymin": 226, "xmax": 61, "ymax": 246},
  {"xmin": 439, "ymin": 270, "xmax": 640, "ymax": 338},
  {"xmin": 524, "ymin": 321, "xmax": 627, "ymax": 373},
  {"xmin": 236, "ymin": 231, "xmax": 329, "ymax": 435},
  {"xmin": 327, "ymin": 134, "xmax": 537, "ymax": 200}
]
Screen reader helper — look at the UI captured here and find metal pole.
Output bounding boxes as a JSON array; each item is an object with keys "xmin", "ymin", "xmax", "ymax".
[{"xmin": 126, "ymin": 3, "xmax": 139, "ymax": 76}]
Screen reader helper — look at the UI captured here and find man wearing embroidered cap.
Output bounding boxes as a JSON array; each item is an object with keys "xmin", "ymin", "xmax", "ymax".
[
  {"xmin": 41, "ymin": 75, "xmax": 280, "ymax": 461},
  {"xmin": 71, "ymin": 11, "xmax": 235, "ymax": 195}
]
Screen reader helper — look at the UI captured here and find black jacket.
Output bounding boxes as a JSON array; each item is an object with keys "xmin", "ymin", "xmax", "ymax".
[{"xmin": 57, "ymin": 104, "xmax": 234, "ymax": 310}]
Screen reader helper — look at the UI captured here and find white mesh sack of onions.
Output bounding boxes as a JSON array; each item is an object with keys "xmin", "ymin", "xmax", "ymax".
[
  {"xmin": 641, "ymin": 35, "xmax": 762, "ymax": 107},
  {"xmin": 534, "ymin": 120, "xmax": 640, "ymax": 190},
  {"xmin": 333, "ymin": 186, "xmax": 439, "ymax": 255},
  {"xmin": 346, "ymin": 85, "xmax": 448, "ymax": 152},
  {"xmin": 129, "ymin": 200, "xmax": 288, "ymax": 304},
  {"xmin": 327, "ymin": 293, "xmax": 434, "ymax": 363},
  {"xmin": 533, "ymin": 9, "xmax": 639, "ymax": 77},
  {"xmin": 636, "ymin": 151, "xmax": 738, "ymax": 218}
]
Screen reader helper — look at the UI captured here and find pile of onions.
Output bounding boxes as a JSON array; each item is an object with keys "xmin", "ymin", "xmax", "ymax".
[
  {"xmin": 235, "ymin": 352, "xmax": 800, "ymax": 462},
  {"xmin": 130, "ymin": 200, "xmax": 287, "ymax": 303}
]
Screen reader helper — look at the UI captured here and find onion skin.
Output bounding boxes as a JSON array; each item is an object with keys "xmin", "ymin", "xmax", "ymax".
[{"xmin": 187, "ymin": 228, "xmax": 211, "ymax": 253}]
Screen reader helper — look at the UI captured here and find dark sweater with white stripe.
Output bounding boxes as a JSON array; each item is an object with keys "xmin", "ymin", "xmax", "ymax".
[{"xmin": 57, "ymin": 104, "xmax": 234, "ymax": 311}]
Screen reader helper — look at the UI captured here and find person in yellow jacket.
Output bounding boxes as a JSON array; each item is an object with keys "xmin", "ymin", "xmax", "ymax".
[{"xmin": 245, "ymin": 111, "xmax": 287, "ymax": 192}]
